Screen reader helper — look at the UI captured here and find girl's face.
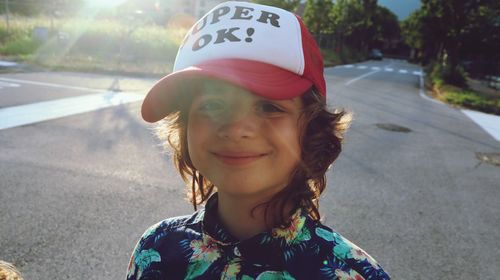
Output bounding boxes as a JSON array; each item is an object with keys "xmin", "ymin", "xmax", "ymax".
[{"xmin": 187, "ymin": 81, "xmax": 303, "ymax": 200}]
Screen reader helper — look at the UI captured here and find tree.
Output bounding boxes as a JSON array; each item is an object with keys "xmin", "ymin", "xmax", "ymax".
[
  {"xmin": 0, "ymin": 0, "xmax": 39, "ymax": 16},
  {"xmin": 372, "ymin": 6, "xmax": 400, "ymax": 48},
  {"xmin": 0, "ymin": 0, "xmax": 84, "ymax": 16},
  {"xmin": 303, "ymin": 0, "xmax": 333, "ymax": 35},
  {"xmin": 330, "ymin": 0, "xmax": 398, "ymax": 52},
  {"xmin": 401, "ymin": 10, "xmax": 423, "ymax": 53},
  {"xmin": 253, "ymin": 0, "xmax": 301, "ymax": 12},
  {"xmin": 330, "ymin": 0, "xmax": 365, "ymax": 49},
  {"xmin": 401, "ymin": 0, "xmax": 500, "ymax": 84}
]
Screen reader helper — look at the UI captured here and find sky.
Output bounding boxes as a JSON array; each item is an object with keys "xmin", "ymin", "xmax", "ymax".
[{"xmin": 377, "ymin": 0, "xmax": 421, "ymax": 20}]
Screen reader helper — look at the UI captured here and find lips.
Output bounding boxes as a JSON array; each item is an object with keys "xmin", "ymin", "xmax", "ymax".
[{"xmin": 212, "ymin": 151, "xmax": 268, "ymax": 166}]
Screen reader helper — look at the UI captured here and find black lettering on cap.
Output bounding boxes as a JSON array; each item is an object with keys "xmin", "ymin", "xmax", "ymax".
[
  {"xmin": 231, "ymin": 6, "xmax": 254, "ymax": 20},
  {"xmin": 192, "ymin": 16, "xmax": 208, "ymax": 35},
  {"xmin": 192, "ymin": 34, "xmax": 212, "ymax": 51},
  {"xmin": 214, "ymin": 28, "xmax": 242, "ymax": 44},
  {"xmin": 211, "ymin": 6, "xmax": 231, "ymax": 24},
  {"xmin": 257, "ymin": 10, "xmax": 280, "ymax": 28}
]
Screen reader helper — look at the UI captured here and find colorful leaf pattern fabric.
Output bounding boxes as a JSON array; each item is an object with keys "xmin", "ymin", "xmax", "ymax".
[{"xmin": 127, "ymin": 194, "xmax": 390, "ymax": 279}]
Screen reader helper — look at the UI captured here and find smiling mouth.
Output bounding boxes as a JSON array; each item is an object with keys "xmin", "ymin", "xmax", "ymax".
[{"xmin": 213, "ymin": 152, "xmax": 268, "ymax": 166}]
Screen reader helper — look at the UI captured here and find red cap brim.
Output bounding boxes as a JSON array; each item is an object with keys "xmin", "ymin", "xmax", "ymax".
[{"xmin": 141, "ymin": 59, "xmax": 313, "ymax": 123}]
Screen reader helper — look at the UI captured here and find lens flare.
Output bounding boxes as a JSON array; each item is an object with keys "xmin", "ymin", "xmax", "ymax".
[{"xmin": 84, "ymin": 0, "xmax": 128, "ymax": 9}]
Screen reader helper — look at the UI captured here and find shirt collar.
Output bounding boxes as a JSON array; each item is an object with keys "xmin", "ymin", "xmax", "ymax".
[{"xmin": 201, "ymin": 193, "xmax": 312, "ymax": 267}]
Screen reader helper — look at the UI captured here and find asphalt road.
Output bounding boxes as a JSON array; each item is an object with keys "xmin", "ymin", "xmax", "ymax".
[{"xmin": 1, "ymin": 60, "xmax": 499, "ymax": 280}]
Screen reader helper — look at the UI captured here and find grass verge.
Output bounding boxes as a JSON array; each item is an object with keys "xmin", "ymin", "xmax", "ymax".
[
  {"xmin": 429, "ymin": 81, "xmax": 499, "ymax": 115},
  {"xmin": 426, "ymin": 61, "xmax": 499, "ymax": 115},
  {"xmin": 0, "ymin": 15, "xmax": 186, "ymax": 76}
]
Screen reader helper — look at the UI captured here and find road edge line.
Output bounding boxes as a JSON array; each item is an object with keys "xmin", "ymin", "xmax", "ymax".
[
  {"xmin": 345, "ymin": 69, "xmax": 380, "ymax": 86},
  {"xmin": 0, "ymin": 77, "xmax": 105, "ymax": 92}
]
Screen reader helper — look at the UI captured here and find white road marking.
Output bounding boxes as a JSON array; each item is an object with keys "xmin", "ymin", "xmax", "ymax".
[
  {"xmin": 0, "ymin": 77, "xmax": 104, "ymax": 92},
  {"xmin": 384, "ymin": 68, "xmax": 394, "ymax": 72},
  {"xmin": 413, "ymin": 70, "xmax": 423, "ymax": 76},
  {"xmin": 371, "ymin": 67, "xmax": 381, "ymax": 70},
  {"xmin": 344, "ymin": 65, "xmax": 354, "ymax": 68},
  {"xmin": 0, "ymin": 81, "xmax": 21, "ymax": 88},
  {"xmin": 0, "ymin": 91, "xmax": 143, "ymax": 130},
  {"xmin": 0, "ymin": 61, "xmax": 18, "ymax": 67},
  {"xmin": 345, "ymin": 62, "xmax": 395, "ymax": 86},
  {"xmin": 462, "ymin": 109, "xmax": 500, "ymax": 141},
  {"xmin": 345, "ymin": 69, "xmax": 380, "ymax": 86},
  {"xmin": 399, "ymin": 69, "xmax": 408, "ymax": 74}
]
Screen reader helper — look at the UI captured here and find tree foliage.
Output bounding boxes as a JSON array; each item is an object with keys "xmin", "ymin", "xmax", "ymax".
[
  {"xmin": 328, "ymin": 0, "xmax": 399, "ymax": 51},
  {"xmin": 0, "ymin": 0, "xmax": 84, "ymax": 16},
  {"xmin": 401, "ymin": 0, "xmax": 500, "ymax": 84},
  {"xmin": 254, "ymin": 0, "xmax": 301, "ymax": 12},
  {"xmin": 303, "ymin": 0, "xmax": 333, "ymax": 35},
  {"xmin": 373, "ymin": 6, "xmax": 400, "ymax": 45}
]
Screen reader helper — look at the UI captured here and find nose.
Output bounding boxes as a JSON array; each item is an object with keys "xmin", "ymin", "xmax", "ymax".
[{"xmin": 216, "ymin": 108, "xmax": 258, "ymax": 141}]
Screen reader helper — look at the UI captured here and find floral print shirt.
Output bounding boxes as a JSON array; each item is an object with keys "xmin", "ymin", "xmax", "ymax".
[{"xmin": 127, "ymin": 195, "xmax": 390, "ymax": 279}]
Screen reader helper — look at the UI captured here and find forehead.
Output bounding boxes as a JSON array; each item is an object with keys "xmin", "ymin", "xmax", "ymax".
[
  {"xmin": 196, "ymin": 79, "xmax": 251, "ymax": 97},
  {"xmin": 186, "ymin": 78, "xmax": 302, "ymax": 106}
]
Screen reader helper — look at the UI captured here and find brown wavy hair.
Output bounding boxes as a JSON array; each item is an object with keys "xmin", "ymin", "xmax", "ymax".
[
  {"xmin": 155, "ymin": 87, "xmax": 351, "ymax": 228},
  {"xmin": 0, "ymin": 261, "xmax": 23, "ymax": 280}
]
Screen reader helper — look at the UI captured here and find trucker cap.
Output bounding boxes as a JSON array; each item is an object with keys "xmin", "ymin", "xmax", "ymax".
[{"xmin": 142, "ymin": 1, "xmax": 326, "ymax": 122}]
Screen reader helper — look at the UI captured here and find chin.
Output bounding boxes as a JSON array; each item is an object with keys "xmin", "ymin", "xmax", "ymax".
[{"xmin": 216, "ymin": 180, "xmax": 286, "ymax": 200}]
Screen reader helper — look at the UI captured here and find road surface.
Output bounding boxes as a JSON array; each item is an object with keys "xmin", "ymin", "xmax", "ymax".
[{"xmin": 1, "ymin": 60, "xmax": 499, "ymax": 279}]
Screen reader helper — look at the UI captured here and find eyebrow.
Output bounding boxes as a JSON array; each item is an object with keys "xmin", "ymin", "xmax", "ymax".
[{"xmin": 272, "ymin": 98, "xmax": 300, "ymax": 106}]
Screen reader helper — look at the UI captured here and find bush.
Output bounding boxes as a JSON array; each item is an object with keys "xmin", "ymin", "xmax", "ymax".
[
  {"xmin": 428, "ymin": 60, "xmax": 467, "ymax": 87},
  {"xmin": 0, "ymin": 30, "xmax": 41, "ymax": 55},
  {"xmin": 427, "ymin": 61, "xmax": 500, "ymax": 115},
  {"xmin": 0, "ymin": 27, "xmax": 9, "ymax": 44}
]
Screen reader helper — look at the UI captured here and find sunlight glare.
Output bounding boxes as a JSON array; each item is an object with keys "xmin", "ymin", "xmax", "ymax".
[{"xmin": 84, "ymin": 0, "xmax": 128, "ymax": 9}]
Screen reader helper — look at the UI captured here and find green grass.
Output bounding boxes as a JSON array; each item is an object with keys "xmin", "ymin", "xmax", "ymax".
[
  {"xmin": 426, "ymin": 61, "xmax": 500, "ymax": 115},
  {"xmin": 430, "ymin": 82, "xmax": 500, "ymax": 115},
  {"xmin": 0, "ymin": 15, "xmax": 187, "ymax": 75},
  {"xmin": 3, "ymin": 16, "xmax": 374, "ymax": 79},
  {"xmin": 0, "ymin": 33, "xmax": 41, "ymax": 55},
  {"xmin": 439, "ymin": 85, "xmax": 499, "ymax": 114}
]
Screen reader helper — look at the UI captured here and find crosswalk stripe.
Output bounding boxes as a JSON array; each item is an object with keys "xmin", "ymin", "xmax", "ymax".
[
  {"xmin": 399, "ymin": 69, "xmax": 408, "ymax": 74},
  {"xmin": 0, "ymin": 81, "xmax": 21, "ymax": 88},
  {"xmin": 0, "ymin": 92, "xmax": 143, "ymax": 130},
  {"xmin": 0, "ymin": 61, "xmax": 18, "ymax": 67},
  {"xmin": 0, "ymin": 77, "xmax": 104, "ymax": 92}
]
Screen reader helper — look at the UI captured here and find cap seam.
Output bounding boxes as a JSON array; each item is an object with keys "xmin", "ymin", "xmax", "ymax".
[{"xmin": 294, "ymin": 16, "xmax": 305, "ymax": 75}]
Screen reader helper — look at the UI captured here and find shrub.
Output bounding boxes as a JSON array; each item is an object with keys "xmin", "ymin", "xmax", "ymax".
[
  {"xmin": 427, "ymin": 61, "xmax": 499, "ymax": 115},
  {"xmin": 0, "ymin": 32, "xmax": 41, "ymax": 55},
  {"xmin": 428, "ymin": 59, "xmax": 467, "ymax": 87}
]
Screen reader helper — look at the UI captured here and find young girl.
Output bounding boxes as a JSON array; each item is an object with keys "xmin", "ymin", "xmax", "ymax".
[{"xmin": 127, "ymin": 2, "xmax": 390, "ymax": 279}]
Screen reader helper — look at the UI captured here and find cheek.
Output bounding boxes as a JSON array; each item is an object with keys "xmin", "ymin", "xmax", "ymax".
[
  {"xmin": 271, "ymin": 120, "xmax": 302, "ymax": 163},
  {"xmin": 186, "ymin": 120, "xmax": 201, "ymax": 162},
  {"xmin": 186, "ymin": 116, "xmax": 213, "ymax": 166}
]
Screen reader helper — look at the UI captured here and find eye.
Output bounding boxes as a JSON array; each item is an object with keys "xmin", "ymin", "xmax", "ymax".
[{"xmin": 258, "ymin": 101, "xmax": 285, "ymax": 114}]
